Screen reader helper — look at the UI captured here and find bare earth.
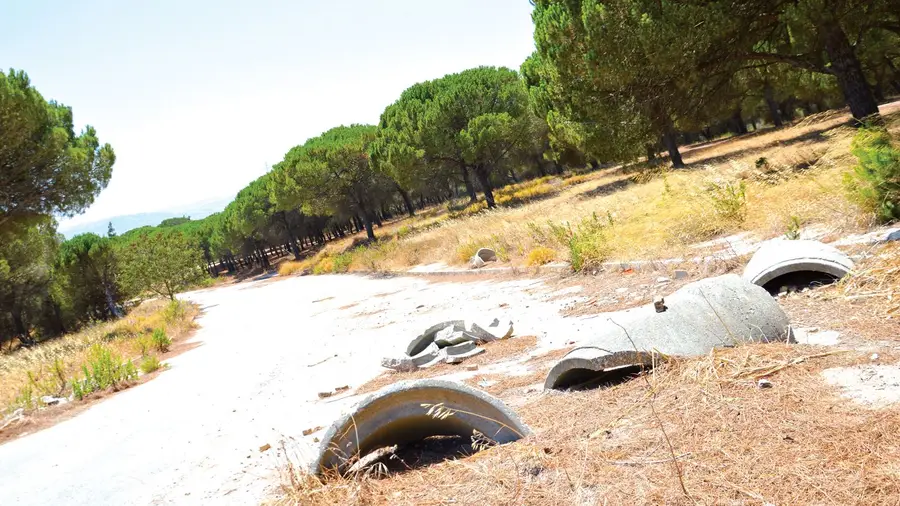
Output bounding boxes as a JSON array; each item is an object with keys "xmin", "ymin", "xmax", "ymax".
[{"xmin": 0, "ymin": 272, "xmax": 599, "ymax": 505}]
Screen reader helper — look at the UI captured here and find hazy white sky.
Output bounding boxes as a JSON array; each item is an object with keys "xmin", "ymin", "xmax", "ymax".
[{"xmin": 2, "ymin": 0, "xmax": 536, "ymax": 232}]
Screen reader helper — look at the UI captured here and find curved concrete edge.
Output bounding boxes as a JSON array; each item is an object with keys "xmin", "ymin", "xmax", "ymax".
[
  {"xmin": 407, "ymin": 320, "xmax": 464, "ymax": 356},
  {"xmin": 309, "ymin": 379, "xmax": 530, "ymax": 476},
  {"xmin": 545, "ymin": 274, "xmax": 793, "ymax": 391},
  {"xmin": 544, "ymin": 347, "xmax": 658, "ymax": 390},
  {"xmin": 743, "ymin": 239, "xmax": 854, "ymax": 287}
]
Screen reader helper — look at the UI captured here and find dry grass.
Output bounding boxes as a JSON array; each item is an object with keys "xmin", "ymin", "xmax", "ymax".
[
  {"xmin": 274, "ymin": 343, "xmax": 900, "ymax": 505},
  {"xmin": 287, "ymin": 104, "xmax": 900, "ymax": 275},
  {"xmin": 0, "ymin": 299, "xmax": 198, "ymax": 414}
]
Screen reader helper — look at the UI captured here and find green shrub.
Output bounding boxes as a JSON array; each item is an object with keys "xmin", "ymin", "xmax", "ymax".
[
  {"xmin": 151, "ymin": 328, "xmax": 171, "ymax": 353},
  {"xmin": 567, "ymin": 214, "xmax": 611, "ymax": 272},
  {"xmin": 71, "ymin": 344, "xmax": 138, "ymax": 400},
  {"xmin": 844, "ymin": 126, "xmax": 900, "ymax": 223},
  {"xmin": 708, "ymin": 180, "xmax": 747, "ymax": 223},
  {"xmin": 526, "ymin": 246, "xmax": 557, "ymax": 266},
  {"xmin": 162, "ymin": 300, "xmax": 185, "ymax": 324},
  {"xmin": 331, "ymin": 252, "xmax": 354, "ymax": 273},
  {"xmin": 785, "ymin": 215, "xmax": 802, "ymax": 240},
  {"xmin": 140, "ymin": 355, "xmax": 163, "ymax": 374}
]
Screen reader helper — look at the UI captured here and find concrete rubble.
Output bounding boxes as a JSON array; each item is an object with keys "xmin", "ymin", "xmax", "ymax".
[
  {"xmin": 310, "ymin": 379, "xmax": 530, "ymax": 476},
  {"xmin": 470, "ymin": 247, "xmax": 498, "ymax": 269},
  {"xmin": 381, "ymin": 318, "xmax": 514, "ymax": 372},
  {"xmin": 743, "ymin": 239, "xmax": 854, "ymax": 293},
  {"xmin": 545, "ymin": 274, "xmax": 794, "ymax": 390}
]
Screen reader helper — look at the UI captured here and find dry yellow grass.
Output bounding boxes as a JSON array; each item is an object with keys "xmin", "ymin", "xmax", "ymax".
[
  {"xmin": 273, "ymin": 343, "xmax": 900, "ymax": 506},
  {"xmin": 0, "ymin": 299, "xmax": 198, "ymax": 413},
  {"xmin": 285, "ymin": 104, "xmax": 899, "ymax": 275}
]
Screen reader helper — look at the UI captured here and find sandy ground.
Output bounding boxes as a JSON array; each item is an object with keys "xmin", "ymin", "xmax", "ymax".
[{"xmin": 0, "ymin": 272, "xmax": 601, "ymax": 506}]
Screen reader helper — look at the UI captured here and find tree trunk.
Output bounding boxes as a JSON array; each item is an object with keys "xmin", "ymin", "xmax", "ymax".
[
  {"xmin": 103, "ymin": 281, "xmax": 122, "ymax": 318},
  {"xmin": 820, "ymin": 19, "xmax": 880, "ymax": 122},
  {"xmin": 763, "ymin": 82, "xmax": 783, "ymax": 127},
  {"xmin": 361, "ymin": 210, "xmax": 376, "ymax": 241},
  {"xmin": 662, "ymin": 125, "xmax": 685, "ymax": 169},
  {"xmin": 12, "ymin": 308, "xmax": 28, "ymax": 342},
  {"xmin": 396, "ymin": 185, "xmax": 415, "ymax": 217},
  {"xmin": 460, "ymin": 166, "xmax": 477, "ymax": 203},
  {"xmin": 535, "ymin": 155, "xmax": 547, "ymax": 177},
  {"xmin": 508, "ymin": 168, "xmax": 520, "ymax": 183},
  {"xmin": 554, "ymin": 160, "xmax": 564, "ymax": 175},
  {"xmin": 474, "ymin": 165, "xmax": 496, "ymax": 208},
  {"xmin": 731, "ymin": 108, "xmax": 747, "ymax": 135}
]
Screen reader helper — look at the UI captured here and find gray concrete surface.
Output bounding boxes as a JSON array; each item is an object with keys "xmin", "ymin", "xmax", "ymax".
[
  {"xmin": 743, "ymin": 239, "xmax": 854, "ymax": 288},
  {"xmin": 310, "ymin": 378, "xmax": 529, "ymax": 475},
  {"xmin": 0, "ymin": 273, "xmax": 601, "ymax": 505},
  {"xmin": 545, "ymin": 275, "xmax": 793, "ymax": 390}
]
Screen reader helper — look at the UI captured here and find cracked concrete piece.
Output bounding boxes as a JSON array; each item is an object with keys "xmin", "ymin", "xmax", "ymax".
[
  {"xmin": 443, "ymin": 340, "xmax": 478, "ymax": 356},
  {"xmin": 446, "ymin": 347, "xmax": 485, "ymax": 364},
  {"xmin": 381, "ymin": 356, "xmax": 417, "ymax": 373},
  {"xmin": 475, "ymin": 248, "xmax": 497, "ymax": 262},
  {"xmin": 545, "ymin": 348, "xmax": 657, "ymax": 390},
  {"xmin": 470, "ymin": 256, "xmax": 486, "ymax": 269},
  {"xmin": 407, "ymin": 320, "xmax": 464, "ymax": 356},
  {"xmin": 411, "ymin": 343, "xmax": 443, "ymax": 367},
  {"xmin": 310, "ymin": 379, "xmax": 530, "ymax": 475},
  {"xmin": 743, "ymin": 239, "xmax": 854, "ymax": 289},
  {"xmin": 545, "ymin": 274, "xmax": 792, "ymax": 390},
  {"xmin": 434, "ymin": 329, "xmax": 474, "ymax": 348}
]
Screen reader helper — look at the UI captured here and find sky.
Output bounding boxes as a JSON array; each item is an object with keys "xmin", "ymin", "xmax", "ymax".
[{"xmin": 1, "ymin": 0, "xmax": 537, "ymax": 234}]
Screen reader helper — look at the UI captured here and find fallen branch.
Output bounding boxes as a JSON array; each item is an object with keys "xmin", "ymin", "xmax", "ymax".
[{"xmin": 731, "ymin": 350, "xmax": 847, "ymax": 380}]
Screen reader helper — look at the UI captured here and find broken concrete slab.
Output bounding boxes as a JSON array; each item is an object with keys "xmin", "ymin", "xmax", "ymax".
[
  {"xmin": 406, "ymin": 320, "xmax": 464, "ymax": 356},
  {"xmin": 469, "ymin": 256, "xmax": 486, "ymax": 269},
  {"xmin": 380, "ymin": 356, "xmax": 417, "ymax": 373},
  {"xmin": 446, "ymin": 347, "xmax": 485, "ymax": 364},
  {"xmin": 545, "ymin": 274, "xmax": 792, "ymax": 390},
  {"xmin": 444, "ymin": 340, "xmax": 478, "ymax": 356},
  {"xmin": 434, "ymin": 329, "xmax": 474, "ymax": 348},
  {"xmin": 743, "ymin": 239, "xmax": 854, "ymax": 292},
  {"xmin": 544, "ymin": 348, "xmax": 657, "ymax": 390},
  {"xmin": 411, "ymin": 343, "xmax": 442, "ymax": 367},
  {"xmin": 309, "ymin": 379, "xmax": 530, "ymax": 475},
  {"xmin": 475, "ymin": 248, "xmax": 497, "ymax": 262}
]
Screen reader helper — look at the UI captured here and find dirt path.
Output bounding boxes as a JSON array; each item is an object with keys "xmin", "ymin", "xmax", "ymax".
[{"xmin": 0, "ymin": 273, "xmax": 594, "ymax": 505}]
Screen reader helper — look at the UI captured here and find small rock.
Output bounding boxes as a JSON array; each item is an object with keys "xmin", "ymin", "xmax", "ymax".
[
  {"xmin": 758, "ymin": 379, "xmax": 773, "ymax": 389},
  {"xmin": 317, "ymin": 391, "xmax": 334, "ymax": 399},
  {"xmin": 653, "ymin": 296, "xmax": 667, "ymax": 313},
  {"xmin": 302, "ymin": 426, "xmax": 324, "ymax": 436},
  {"xmin": 465, "ymin": 364, "xmax": 479, "ymax": 371},
  {"xmin": 673, "ymin": 270, "xmax": 689, "ymax": 280},
  {"xmin": 886, "ymin": 230, "xmax": 900, "ymax": 242},
  {"xmin": 334, "ymin": 385, "xmax": 350, "ymax": 393},
  {"xmin": 40, "ymin": 396, "xmax": 67, "ymax": 407},
  {"xmin": 870, "ymin": 353, "xmax": 880, "ymax": 361},
  {"xmin": 259, "ymin": 443, "xmax": 271, "ymax": 452},
  {"xmin": 313, "ymin": 437, "xmax": 320, "ymax": 443},
  {"xmin": 807, "ymin": 327, "xmax": 819, "ymax": 333},
  {"xmin": 656, "ymin": 276, "xmax": 671, "ymax": 284}
]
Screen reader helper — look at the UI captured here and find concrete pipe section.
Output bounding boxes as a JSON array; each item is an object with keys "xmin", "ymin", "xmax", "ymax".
[
  {"xmin": 545, "ymin": 274, "xmax": 793, "ymax": 390},
  {"xmin": 743, "ymin": 239, "xmax": 854, "ymax": 294},
  {"xmin": 310, "ymin": 379, "xmax": 531, "ymax": 476}
]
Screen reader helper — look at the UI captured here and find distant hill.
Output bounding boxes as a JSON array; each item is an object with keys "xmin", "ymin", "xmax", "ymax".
[{"xmin": 58, "ymin": 197, "xmax": 232, "ymax": 238}]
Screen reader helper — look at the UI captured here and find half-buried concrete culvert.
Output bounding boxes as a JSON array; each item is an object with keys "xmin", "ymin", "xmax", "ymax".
[
  {"xmin": 310, "ymin": 379, "xmax": 530, "ymax": 476},
  {"xmin": 545, "ymin": 274, "xmax": 793, "ymax": 391},
  {"xmin": 743, "ymin": 239, "xmax": 854, "ymax": 294}
]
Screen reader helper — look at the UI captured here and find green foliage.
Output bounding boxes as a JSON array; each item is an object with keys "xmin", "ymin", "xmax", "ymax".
[
  {"xmin": 150, "ymin": 328, "xmax": 171, "ymax": 353},
  {"xmin": 162, "ymin": 300, "xmax": 186, "ymax": 324},
  {"xmin": 158, "ymin": 217, "xmax": 191, "ymax": 227},
  {"xmin": 118, "ymin": 230, "xmax": 207, "ymax": 300},
  {"xmin": 71, "ymin": 344, "xmax": 138, "ymax": 400},
  {"xmin": 785, "ymin": 215, "xmax": 803, "ymax": 240},
  {"xmin": 844, "ymin": 127, "xmax": 900, "ymax": 223},
  {"xmin": 331, "ymin": 252, "xmax": 354, "ymax": 273},
  {"xmin": 565, "ymin": 215, "xmax": 612, "ymax": 272},
  {"xmin": 0, "ymin": 69, "xmax": 115, "ymax": 235},
  {"xmin": 708, "ymin": 181, "xmax": 748, "ymax": 223},
  {"xmin": 139, "ymin": 355, "xmax": 163, "ymax": 374}
]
